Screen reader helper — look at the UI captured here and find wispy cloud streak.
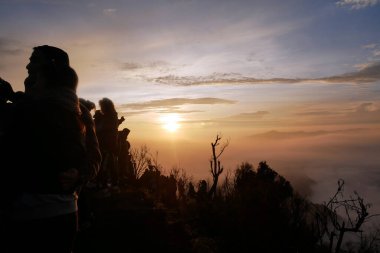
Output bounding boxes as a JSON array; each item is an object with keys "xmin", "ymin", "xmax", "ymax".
[
  {"xmin": 225, "ymin": 111, "xmax": 270, "ymax": 120},
  {"xmin": 336, "ymin": 0, "xmax": 379, "ymax": 9},
  {"xmin": 250, "ymin": 128, "xmax": 368, "ymax": 140},
  {"xmin": 149, "ymin": 62, "xmax": 380, "ymax": 86},
  {"xmin": 0, "ymin": 38, "xmax": 24, "ymax": 56},
  {"xmin": 120, "ymin": 97, "xmax": 236, "ymax": 110}
]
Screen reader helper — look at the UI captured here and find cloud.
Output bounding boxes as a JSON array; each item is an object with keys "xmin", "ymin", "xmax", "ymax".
[
  {"xmin": 167, "ymin": 0, "xmax": 194, "ymax": 3},
  {"xmin": 184, "ymin": 102, "xmax": 380, "ymax": 130},
  {"xmin": 250, "ymin": 128, "xmax": 368, "ymax": 140},
  {"xmin": 103, "ymin": 8, "xmax": 117, "ymax": 14},
  {"xmin": 182, "ymin": 102, "xmax": 380, "ymax": 128},
  {"xmin": 0, "ymin": 38, "xmax": 24, "ymax": 70},
  {"xmin": 117, "ymin": 105, "xmax": 203, "ymax": 115},
  {"xmin": 157, "ymin": 109, "xmax": 204, "ymax": 114},
  {"xmin": 225, "ymin": 111, "xmax": 270, "ymax": 121},
  {"xmin": 117, "ymin": 109, "xmax": 202, "ymax": 117},
  {"xmin": 322, "ymin": 62, "xmax": 380, "ymax": 83},
  {"xmin": 288, "ymin": 103, "xmax": 380, "ymax": 126},
  {"xmin": 0, "ymin": 0, "xmax": 74, "ymax": 4},
  {"xmin": 294, "ymin": 111, "xmax": 339, "ymax": 117},
  {"xmin": 121, "ymin": 61, "xmax": 170, "ymax": 71},
  {"xmin": 343, "ymin": 102, "xmax": 380, "ymax": 123},
  {"xmin": 121, "ymin": 62, "xmax": 142, "ymax": 70},
  {"xmin": 102, "ymin": 8, "xmax": 117, "ymax": 18},
  {"xmin": 120, "ymin": 61, "xmax": 179, "ymax": 80},
  {"xmin": 149, "ymin": 73, "xmax": 304, "ymax": 86},
  {"xmin": 336, "ymin": 0, "xmax": 379, "ymax": 9},
  {"xmin": 361, "ymin": 43, "xmax": 380, "ymax": 59},
  {"xmin": 362, "ymin": 43, "xmax": 378, "ymax": 49},
  {"xmin": 178, "ymin": 111, "xmax": 271, "ymax": 127},
  {"xmin": 116, "ymin": 110, "xmax": 150, "ymax": 117},
  {"xmin": 0, "ymin": 38, "xmax": 24, "ymax": 56},
  {"xmin": 355, "ymin": 102, "xmax": 377, "ymax": 112},
  {"xmin": 148, "ymin": 62, "xmax": 380, "ymax": 86},
  {"xmin": 120, "ymin": 97, "xmax": 236, "ymax": 110},
  {"xmin": 284, "ymin": 173, "xmax": 317, "ymax": 198}
]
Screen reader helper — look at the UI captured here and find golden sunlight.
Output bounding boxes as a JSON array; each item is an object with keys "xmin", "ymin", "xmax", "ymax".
[{"xmin": 160, "ymin": 114, "xmax": 181, "ymax": 132}]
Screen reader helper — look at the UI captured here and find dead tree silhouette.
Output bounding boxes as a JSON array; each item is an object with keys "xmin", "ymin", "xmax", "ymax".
[
  {"xmin": 208, "ymin": 134, "xmax": 229, "ymax": 198},
  {"xmin": 316, "ymin": 179, "xmax": 378, "ymax": 253},
  {"xmin": 130, "ymin": 144, "xmax": 150, "ymax": 180}
]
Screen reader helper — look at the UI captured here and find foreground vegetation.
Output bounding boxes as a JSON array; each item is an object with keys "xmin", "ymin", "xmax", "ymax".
[{"xmin": 75, "ymin": 135, "xmax": 379, "ymax": 253}]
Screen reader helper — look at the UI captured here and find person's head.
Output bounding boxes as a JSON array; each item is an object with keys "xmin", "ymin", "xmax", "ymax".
[
  {"xmin": 33, "ymin": 65, "xmax": 78, "ymax": 92},
  {"xmin": 79, "ymin": 98, "xmax": 96, "ymax": 111},
  {"xmin": 119, "ymin": 128, "xmax": 130, "ymax": 139},
  {"xmin": 25, "ymin": 45, "xmax": 70, "ymax": 93},
  {"xmin": 0, "ymin": 78, "xmax": 14, "ymax": 103},
  {"xmin": 93, "ymin": 109, "xmax": 103, "ymax": 120},
  {"xmin": 99, "ymin": 97, "xmax": 116, "ymax": 114}
]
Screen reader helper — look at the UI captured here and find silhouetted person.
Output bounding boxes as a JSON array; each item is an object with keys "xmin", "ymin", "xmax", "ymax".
[
  {"xmin": 95, "ymin": 97, "xmax": 120, "ymax": 189},
  {"xmin": 79, "ymin": 98, "xmax": 96, "ymax": 112},
  {"xmin": 0, "ymin": 78, "xmax": 16, "ymax": 220},
  {"xmin": 117, "ymin": 127, "xmax": 134, "ymax": 185},
  {"xmin": 0, "ymin": 79, "xmax": 24, "ymax": 138},
  {"xmin": 77, "ymin": 98, "xmax": 101, "ymax": 183},
  {"xmin": 0, "ymin": 78, "xmax": 14, "ymax": 136},
  {"xmin": 1, "ymin": 45, "xmax": 100, "ymax": 253},
  {"xmin": 0, "ymin": 78, "xmax": 14, "ymax": 103},
  {"xmin": 76, "ymin": 98, "xmax": 101, "ymax": 231}
]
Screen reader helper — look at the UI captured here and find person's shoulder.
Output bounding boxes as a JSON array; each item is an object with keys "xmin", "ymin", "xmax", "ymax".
[
  {"xmin": 33, "ymin": 100, "xmax": 63, "ymax": 114},
  {"xmin": 12, "ymin": 95, "xmax": 40, "ymax": 113}
]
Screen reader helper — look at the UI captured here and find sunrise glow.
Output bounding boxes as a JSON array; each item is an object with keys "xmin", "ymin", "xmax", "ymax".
[
  {"xmin": 1, "ymin": 0, "xmax": 380, "ymax": 220},
  {"xmin": 160, "ymin": 114, "xmax": 181, "ymax": 132}
]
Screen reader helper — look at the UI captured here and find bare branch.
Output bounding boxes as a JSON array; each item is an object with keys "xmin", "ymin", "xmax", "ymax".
[
  {"xmin": 208, "ymin": 134, "xmax": 229, "ymax": 198},
  {"xmin": 316, "ymin": 179, "xmax": 377, "ymax": 253}
]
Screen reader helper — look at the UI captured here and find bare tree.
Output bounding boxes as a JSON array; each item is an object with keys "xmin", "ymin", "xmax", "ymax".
[
  {"xmin": 130, "ymin": 144, "xmax": 150, "ymax": 180},
  {"xmin": 316, "ymin": 179, "xmax": 378, "ymax": 253},
  {"xmin": 208, "ymin": 134, "xmax": 229, "ymax": 198},
  {"xmin": 170, "ymin": 166, "xmax": 192, "ymax": 200},
  {"xmin": 219, "ymin": 169, "xmax": 234, "ymax": 199},
  {"xmin": 149, "ymin": 150, "xmax": 163, "ymax": 172}
]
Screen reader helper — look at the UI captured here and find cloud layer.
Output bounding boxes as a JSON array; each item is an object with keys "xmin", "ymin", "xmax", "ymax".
[
  {"xmin": 250, "ymin": 128, "xmax": 368, "ymax": 140},
  {"xmin": 120, "ymin": 97, "xmax": 236, "ymax": 110},
  {"xmin": 148, "ymin": 62, "xmax": 380, "ymax": 86},
  {"xmin": 0, "ymin": 38, "xmax": 24, "ymax": 56},
  {"xmin": 336, "ymin": 0, "xmax": 379, "ymax": 9}
]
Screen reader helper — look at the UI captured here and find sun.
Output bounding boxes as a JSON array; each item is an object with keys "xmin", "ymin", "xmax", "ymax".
[{"xmin": 160, "ymin": 114, "xmax": 181, "ymax": 132}]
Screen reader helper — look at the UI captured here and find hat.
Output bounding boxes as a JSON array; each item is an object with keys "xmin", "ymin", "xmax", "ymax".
[{"xmin": 34, "ymin": 45, "xmax": 70, "ymax": 66}]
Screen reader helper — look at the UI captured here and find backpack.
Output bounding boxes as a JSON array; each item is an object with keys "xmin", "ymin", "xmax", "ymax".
[{"xmin": 1, "ymin": 97, "xmax": 100, "ymax": 195}]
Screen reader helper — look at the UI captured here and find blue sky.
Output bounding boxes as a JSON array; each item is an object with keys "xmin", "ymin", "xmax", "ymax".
[
  {"xmin": 1, "ymin": 0, "xmax": 379, "ymax": 87},
  {"xmin": 1, "ymin": 0, "xmax": 380, "ymax": 215}
]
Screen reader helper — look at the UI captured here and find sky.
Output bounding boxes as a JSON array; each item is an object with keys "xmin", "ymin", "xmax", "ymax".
[{"xmin": 1, "ymin": 0, "xmax": 380, "ymax": 218}]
